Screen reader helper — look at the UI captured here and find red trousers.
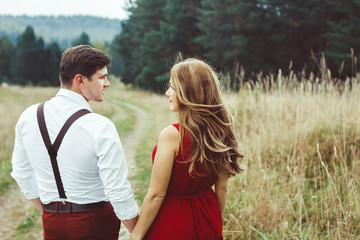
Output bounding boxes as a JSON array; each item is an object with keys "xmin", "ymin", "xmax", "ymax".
[{"xmin": 42, "ymin": 203, "xmax": 120, "ymax": 240}]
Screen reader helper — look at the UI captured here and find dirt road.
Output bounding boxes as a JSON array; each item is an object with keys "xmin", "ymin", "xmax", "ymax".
[{"xmin": 109, "ymin": 99, "xmax": 149, "ymax": 239}]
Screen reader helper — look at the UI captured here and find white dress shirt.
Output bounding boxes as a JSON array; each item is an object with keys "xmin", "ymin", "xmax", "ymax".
[{"xmin": 11, "ymin": 88, "xmax": 138, "ymax": 220}]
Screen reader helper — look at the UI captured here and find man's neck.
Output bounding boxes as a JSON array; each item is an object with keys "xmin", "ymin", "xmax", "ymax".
[{"xmin": 62, "ymin": 85, "xmax": 88, "ymax": 102}]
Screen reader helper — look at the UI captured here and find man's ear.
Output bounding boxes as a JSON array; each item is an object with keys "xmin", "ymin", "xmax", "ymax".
[{"xmin": 74, "ymin": 74, "xmax": 84, "ymax": 88}]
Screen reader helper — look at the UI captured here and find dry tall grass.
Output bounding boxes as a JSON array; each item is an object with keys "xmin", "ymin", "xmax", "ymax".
[
  {"xmin": 223, "ymin": 74, "xmax": 360, "ymax": 239},
  {"xmin": 0, "ymin": 86, "xmax": 58, "ymax": 193}
]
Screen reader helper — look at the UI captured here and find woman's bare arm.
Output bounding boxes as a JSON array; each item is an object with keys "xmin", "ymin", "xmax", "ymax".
[
  {"xmin": 214, "ymin": 176, "xmax": 229, "ymax": 213},
  {"xmin": 129, "ymin": 125, "xmax": 179, "ymax": 240}
]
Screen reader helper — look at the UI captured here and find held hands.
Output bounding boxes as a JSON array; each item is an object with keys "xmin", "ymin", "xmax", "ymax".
[{"xmin": 128, "ymin": 233, "xmax": 142, "ymax": 240}]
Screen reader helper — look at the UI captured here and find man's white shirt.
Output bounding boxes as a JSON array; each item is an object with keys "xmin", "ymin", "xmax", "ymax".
[{"xmin": 11, "ymin": 88, "xmax": 138, "ymax": 220}]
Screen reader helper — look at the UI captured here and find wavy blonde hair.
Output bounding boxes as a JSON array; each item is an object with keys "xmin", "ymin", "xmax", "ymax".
[{"xmin": 170, "ymin": 58, "xmax": 244, "ymax": 178}]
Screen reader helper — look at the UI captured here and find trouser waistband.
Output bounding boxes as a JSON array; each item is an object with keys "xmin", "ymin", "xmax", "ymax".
[{"xmin": 42, "ymin": 201, "xmax": 109, "ymax": 213}]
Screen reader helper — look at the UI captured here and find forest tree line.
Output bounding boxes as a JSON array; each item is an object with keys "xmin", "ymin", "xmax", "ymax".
[
  {"xmin": 0, "ymin": 26, "xmax": 121, "ymax": 86},
  {"xmin": 0, "ymin": 15, "xmax": 121, "ymax": 49},
  {"xmin": 1, "ymin": 0, "xmax": 360, "ymax": 90},
  {"xmin": 116, "ymin": 0, "xmax": 360, "ymax": 91}
]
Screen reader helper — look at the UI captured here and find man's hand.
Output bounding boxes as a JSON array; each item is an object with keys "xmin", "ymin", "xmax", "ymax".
[{"xmin": 123, "ymin": 215, "xmax": 139, "ymax": 233}]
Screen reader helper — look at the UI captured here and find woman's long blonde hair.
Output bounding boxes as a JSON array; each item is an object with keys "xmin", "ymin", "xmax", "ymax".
[{"xmin": 170, "ymin": 58, "xmax": 244, "ymax": 178}]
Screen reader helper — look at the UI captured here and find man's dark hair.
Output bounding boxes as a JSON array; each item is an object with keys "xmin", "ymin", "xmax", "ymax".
[{"xmin": 59, "ymin": 45, "xmax": 111, "ymax": 87}]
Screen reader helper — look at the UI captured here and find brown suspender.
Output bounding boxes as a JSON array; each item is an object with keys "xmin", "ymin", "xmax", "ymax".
[{"xmin": 36, "ymin": 102, "xmax": 91, "ymax": 202}]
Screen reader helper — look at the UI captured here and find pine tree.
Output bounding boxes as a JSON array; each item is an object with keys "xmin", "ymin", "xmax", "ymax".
[
  {"xmin": 32, "ymin": 37, "xmax": 46, "ymax": 86},
  {"xmin": 10, "ymin": 26, "xmax": 42, "ymax": 85},
  {"xmin": 42, "ymin": 42, "xmax": 62, "ymax": 86},
  {"xmin": 0, "ymin": 35, "xmax": 13, "ymax": 83},
  {"xmin": 115, "ymin": 18, "xmax": 140, "ymax": 85},
  {"xmin": 326, "ymin": 0, "xmax": 360, "ymax": 77},
  {"xmin": 196, "ymin": 0, "xmax": 238, "ymax": 70},
  {"xmin": 274, "ymin": 0, "xmax": 331, "ymax": 73},
  {"xmin": 9, "ymin": 26, "xmax": 60, "ymax": 86},
  {"xmin": 160, "ymin": 0, "xmax": 202, "ymax": 58},
  {"xmin": 72, "ymin": 32, "xmax": 90, "ymax": 46},
  {"xmin": 116, "ymin": 0, "xmax": 167, "ymax": 91},
  {"xmin": 134, "ymin": 0, "xmax": 167, "ymax": 91},
  {"xmin": 196, "ymin": 0, "xmax": 282, "ymax": 77},
  {"xmin": 109, "ymin": 34, "xmax": 123, "ymax": 77}
]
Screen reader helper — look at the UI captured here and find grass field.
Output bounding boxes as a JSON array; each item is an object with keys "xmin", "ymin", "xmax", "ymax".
[{"xmin": 0, "ymin": 74, "xmax": 359, "ymax": 239}]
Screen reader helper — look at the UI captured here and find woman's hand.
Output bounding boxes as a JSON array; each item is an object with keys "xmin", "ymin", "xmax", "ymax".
[
  {"xmin": 215, "ymin": 175, "xmax": 230, "ymax": 213},
  {"xmin": 128, "ymin": 234, "xmax": 141, "ymax": 240}
]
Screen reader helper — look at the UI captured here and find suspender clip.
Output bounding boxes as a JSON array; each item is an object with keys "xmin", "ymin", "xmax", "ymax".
[{"xmin": 61, "ymin": 199, "xmax": 66, "ymax": 205}]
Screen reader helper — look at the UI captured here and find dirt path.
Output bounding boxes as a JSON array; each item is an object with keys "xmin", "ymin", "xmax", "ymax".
[
  {"xmin": 0, "ymin": 185, "xmax": 40, "ymax": 240},
  {"xmin": 108, "ymin": 98, "xmax": 149, "ymax": 239},
  {"xmin": 0, "ymin": 99, "xmax": 148, "ymax": 240}
]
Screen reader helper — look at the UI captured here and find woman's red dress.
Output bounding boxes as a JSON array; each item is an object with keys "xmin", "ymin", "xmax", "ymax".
[{"xmin": 144, "ymin": 123, "xmax": 223, "ymax": 240}]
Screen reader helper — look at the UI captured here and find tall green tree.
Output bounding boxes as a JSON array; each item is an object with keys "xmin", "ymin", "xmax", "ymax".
[
  {"xmin": 0, "ymin": 35, "xmax": 13, "ymax": 83},
  {"xmin": 9, "ymin": 26, "xmax": 61, "ymax": 86},
  {"xmin": 41, "ymin": 41, "xmax": 62, "ymax": 86},
  {"xmin": 117, "ymin": 0, "xmax": 167, "ymax": 91},
  {"xmin": 160, "ymin": 0, "xmax": 202, "ymax": 59},
  {"xmin": 134, "ymin": 0, "xmax": 167, "ymax": 91},
  {"xmin": 273, "ymin": 0, "xmax": 332, "ymax": 73},
  {"xmin": 110, "ymin": 34, "xmax": 124, "ymax": 77},
  {"xmin": 326, "ymin": 0, "xmax": 360, "ymax": 77},
  {"xmin": 114, "ymin": 18, "xmax": 140, "ymax": 85},
  {"xmin": 10, "ymin": 26, "xmax": 44, "ymax": 85},
  {"xmin": 196, "ymin": 0, "xmax": 244, "ymax": 71},
  {"xmin": 72, "ymin": 32, "xmax": 90, "ymax": 46},
  {"xmin": 196, "ymin": 0, "xmax": 285, "ymax": 77},
  {"xmin": 32, "ymin": 37, "xmax": 46, "ymax": 85}
]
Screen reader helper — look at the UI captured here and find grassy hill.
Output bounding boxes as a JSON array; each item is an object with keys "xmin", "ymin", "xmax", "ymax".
[{"xmin": 0, "ymin": 15, "xmax": 122, "ymax": 48}]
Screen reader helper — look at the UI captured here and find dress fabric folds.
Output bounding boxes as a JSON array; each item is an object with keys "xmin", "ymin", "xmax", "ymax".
[{"xmin": 145, "ymin": 123, "xmax": 223, "ymax": 240}]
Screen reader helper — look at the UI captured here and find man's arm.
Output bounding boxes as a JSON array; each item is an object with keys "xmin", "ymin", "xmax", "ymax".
[
  {"xmin": 31, "ymin": 198, "xmax": 43, "ymax": 212},
  {"xmin": 95, "ymin": 118, "xmax": 139, "ymax": 229},
  {"xmin": 11, "ymin": 118, "xmax": 40, "ymax": 201}
]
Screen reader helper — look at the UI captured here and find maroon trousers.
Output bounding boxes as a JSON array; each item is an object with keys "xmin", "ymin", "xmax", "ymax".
[{"xmin": 42, "ymin": 203, "xmax": 120, "ymax": 240}]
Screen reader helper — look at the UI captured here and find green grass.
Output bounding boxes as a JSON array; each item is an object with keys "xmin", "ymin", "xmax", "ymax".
[
  {"xmin": 130, "ymin": 123, "xmax": 157, "ymax": 202},
  {"xmin": 12, "ymin": 208, "xmax": 41, "ymax": 240},
  {"xmin": 0, "ymin": 159, "xmax": 13, "ymax": 195},
  {"xmin": 110, "ymin": 98, "xmax": 137, "ymax": 135}
]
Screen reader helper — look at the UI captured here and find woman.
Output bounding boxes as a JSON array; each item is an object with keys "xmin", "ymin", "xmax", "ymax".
[{"xmin": 129, "ymin": 58, "xmax": 244, "ymax": 240}]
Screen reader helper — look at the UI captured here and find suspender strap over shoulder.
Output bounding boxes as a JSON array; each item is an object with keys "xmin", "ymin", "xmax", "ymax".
[{"xmin": 36, "ymin": 102, "xmax": 91, "ymax": 201}]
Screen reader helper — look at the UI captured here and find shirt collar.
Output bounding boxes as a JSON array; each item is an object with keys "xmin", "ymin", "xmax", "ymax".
[{"xmin": 56, "ymin": 88, "xmax": 93, "ymax": 112}]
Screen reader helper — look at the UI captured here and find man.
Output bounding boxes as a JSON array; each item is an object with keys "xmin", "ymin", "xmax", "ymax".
[{"xmin": 11, "ymin": 45, "xmax": 138, "ymax": 239}]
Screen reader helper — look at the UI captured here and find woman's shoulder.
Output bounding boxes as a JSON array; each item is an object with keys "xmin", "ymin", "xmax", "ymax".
[
  {"xmin": 155, "ymin": 124, "xmax": 180, "ymax": 157},
  {"xmin": 160, "ymin": 124, "xmax": 180, "ymax": 139}
]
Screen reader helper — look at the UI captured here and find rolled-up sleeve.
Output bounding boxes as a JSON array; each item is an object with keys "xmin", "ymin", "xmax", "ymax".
[
  {"xmin": 11, "ymin": 122, "xmax": 39, "ymax": 199},
  {"xmin": 96, "ymin": 119, "xmax": 139, "ymax": 220}
]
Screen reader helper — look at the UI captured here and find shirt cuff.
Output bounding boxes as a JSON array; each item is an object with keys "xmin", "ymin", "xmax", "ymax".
[
  {"xmin": 11, "ymin": 174, "xmax": 39, "ymax": 199},
  {"xmin": 111, "ymin": 196, "xmax": 139, "ymax": 220}
]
